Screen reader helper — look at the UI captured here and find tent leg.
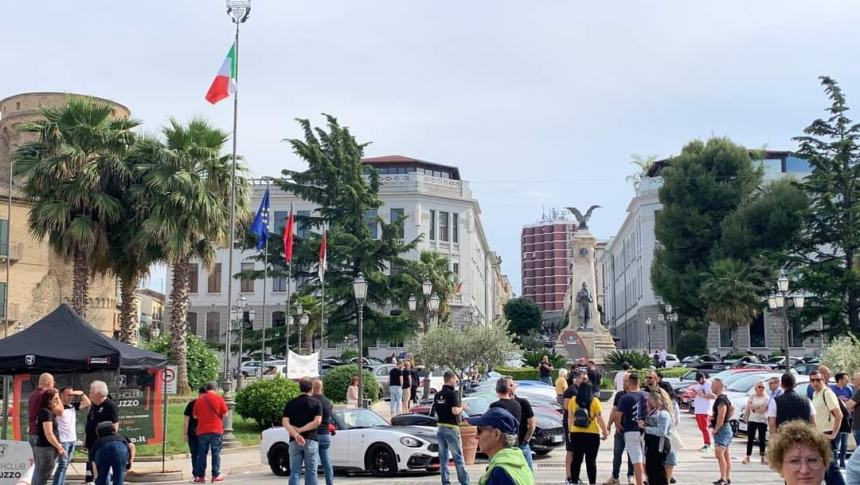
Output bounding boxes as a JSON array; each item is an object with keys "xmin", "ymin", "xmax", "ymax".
[{"xmin": 1, "ymin": 375, "xmax": 8, "ymax": 440}]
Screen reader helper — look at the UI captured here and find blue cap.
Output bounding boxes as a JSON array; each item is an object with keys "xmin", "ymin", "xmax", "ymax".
[{"xmin": 468, "ymin": 407, "xmax": 519, "ymax": 434}]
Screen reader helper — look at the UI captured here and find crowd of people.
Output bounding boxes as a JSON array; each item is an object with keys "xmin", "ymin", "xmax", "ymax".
[
  {"xmin": 384, "ymin": 358, "xmax": 422, "ymax": 415},
  {"xmin": 25, "ymin": 372, "xmax": 135, "ymax": 485}
]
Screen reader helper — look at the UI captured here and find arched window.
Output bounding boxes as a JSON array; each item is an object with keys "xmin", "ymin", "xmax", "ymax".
[{"xmin": 187, "ymin": 312, "xmax": 198, "ymax": 337}]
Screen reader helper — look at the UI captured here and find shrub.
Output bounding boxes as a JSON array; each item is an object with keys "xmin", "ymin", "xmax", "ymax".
[
  {"xmin": 235, "ymin": 377, "xmax": 300, "ymax": 429},
  {"xmin": 822, "ymin": 335, "xmax": 860, "ymax": 376},
  {"xmin": 339, "ymin": 349, "xmax": 358, "ymax": 361},
  {"xmin": 323, "ymin": 364, "xmax": 379, "ymax": 404},
  {"xmin": 148, "ymin": 334, "xmax": 218, "ymax": 391},
  {"xmin": 522, "ymin": 351, "xmax": 567, "ymax": 368},
  {"xmin": 605, "ymin": 350, "xmax": 653, "ymax": 370},
  {"xmin": 674, "ymin": 332, "xmax": 708, "ymax": 359},
  {"xmin": 496, "ymin": 367, "xmax": 559, "ymax": 382}
]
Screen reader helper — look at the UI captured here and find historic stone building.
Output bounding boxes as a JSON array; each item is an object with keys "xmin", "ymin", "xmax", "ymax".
[{"xmin": 0, "ymin": 92, "xmax": 124, "ymax": 335}]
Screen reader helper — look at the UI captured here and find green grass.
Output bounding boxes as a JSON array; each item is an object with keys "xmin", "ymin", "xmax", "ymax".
[{"xmin": 135, "ymin": 403, "xmax": 260, "ymax": 457}]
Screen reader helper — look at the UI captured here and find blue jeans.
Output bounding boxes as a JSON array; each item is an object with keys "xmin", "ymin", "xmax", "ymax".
[
  {"xmin": 389, "ymin": 386, "xmax": 403, "ymax": 416},
  {"xmin": 612, "ymin": 432, "xmax": 633, "ymax": 480},
  {"xmin": 317, "ymin": 434, "xmax": 334, "ymax": 485},
  {"xmin": 94, "ymin": 440, "xmax": 129, "ymax": 485},
  {"xmin": 196, "ymin": 433, "xmax": 223, "ymax": 478},
  {"xmin": 188, "ymin": 435, "xmax": 202, "ymax": 478},
  {"xmin": 437, "ymin": 426, "xmax": 469, "ymax": 485},
  {"xmin": 518, "ymin": 442, "xmax": 534, "ymax": 471},
  {"xmin": 834, "ymin": 432, "xmax": 848, "ymax": 465},
  {"xmin": 52, "ymin": 441, "xmax": 75, "ymax": 485},
  {"xmin": 289, "ymin": 439, "xmax": 319, "ymax": 485},
  {"xmin": 826, "ymin": 436, "xmax": 846, "ymax": 485},
  {"xmin": 539, "ymin": 376, "xmax": 552, "ymax": 385}
]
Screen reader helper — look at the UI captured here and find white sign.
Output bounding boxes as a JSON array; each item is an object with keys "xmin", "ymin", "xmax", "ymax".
[
  {"xmin": 0, "ymin": 440, "xmax": 33, "ymax": 485},
  {"xmin": 286, "ymin": 351, "xmax": 319, "ymax": 379},
  {"xmin": 165, "ymin": 366, "xmax": 178, "ymax": 395}
]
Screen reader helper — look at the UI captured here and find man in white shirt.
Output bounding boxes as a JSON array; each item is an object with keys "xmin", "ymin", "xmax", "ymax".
[
  {"xmin": 658, "ymin": 349, "xmax": 668, "ymax": 368},
  {"xmin": 614, "ymin": 363, "xmax": 630, "ymax": 392},
  {"xmin": 55, "ymin": 386, "xmax": 91, "ymax": 485},
  {"xmin": 692, "ymin": 372, "xmax": 716, "ymax": 451}
]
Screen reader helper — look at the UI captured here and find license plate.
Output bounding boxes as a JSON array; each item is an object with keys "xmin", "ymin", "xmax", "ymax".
[
  {"xmin": 552, "ymin": 434, "xmax": 563, "ymax": 443},
  {"xmin": 738, "ymin": 421, "xmax": 747, "ymax": 432}
]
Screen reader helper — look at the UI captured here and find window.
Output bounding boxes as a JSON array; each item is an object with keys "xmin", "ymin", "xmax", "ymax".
[
  {"xmin": 452, "ymin": 213, "xmax": 459, "ymax": 243},
  {"xmin": 240, "ymin": 263, "xmax": 255, "ymax": 293},
  {"xmin": 272, "ymin": 311, "xmax": 286, "ymax": 327},
  {"xmin": 453, "ymin": 262, "xmax": 459, "ymax": 276},
  {"xmin": 390, "ymin": 208, "xmax": 405, "ymax": 238},
  {"xmin": 273, "ymin": 276, "xmax": 287, "ymax": 292},
  {"xmin": 206, "ymin": 312, "xmax": 220, "ymax": 342},
  {"xmin": 0, "ymin": 219, "xmax": 8, "ymax": 257},
  {"xmin": 0, "ymin": 281, "xmax": 6, "ymax": 319},
  {"xmin": 429, "ymin": 210, "xmax": 436, "ymax": 240},
  {"xmin": 750, "ymin": 313, "xmax": 765, "ymax": 347},
  {"xmin": 188, "ymin": 264, "xmax": 199, "ymax": 293},
  {"xmin": 187, "ymin": 312, "xmax": 198, "ymax": 336},
  {"xmin": 365, "ymin": 209, "xmax": 378, "ymax": 239},
  {"xmin": 273, "ymin": 211, "xmax": 289, "ymax": 236},
  {"xmin": 791, "ymin": 317, "xmax": 804, "ymax": 347},
  {"xmin": 389, "ymin": 340, "xmax": 405, "ymax": 348},
  {"xmin": 297, "ymin": 210, "xmax": 311, "ymax": 239},
  {"xmin": 439, "ymin": 212, "xmax": 449, "ymax": 242},
  {"xmin": 207, "ymin": 264, "xmax": 222, "ymax": 293},
  {"xmin": 720, "ymin": 326, "xmax": 733, "ymax": 348}
]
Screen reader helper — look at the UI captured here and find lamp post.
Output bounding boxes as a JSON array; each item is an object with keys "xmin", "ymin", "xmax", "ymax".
[
  {"xmin": 421, "ymin": 278, "xmax": 432, "ymax": 333},
  {"xmin": 768, "ymin": 272, "xmax": 806, "ymax": 371},
  {"xmin": 299, "ymin": 312, "xmax": 309, "ymax": 355},
  {"xmin": 353, "ymin": 273, "xmax": 368, "ymax": 408},
  {"xmin": 645, "ymin": 317, "xmax": 652, "ymax": 353}
]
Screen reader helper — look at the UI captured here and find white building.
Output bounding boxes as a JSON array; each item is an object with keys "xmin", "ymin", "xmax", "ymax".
[
  {"xmin": 601, "ymin": 150, "xmax": 825, "ymax": 356},
  {"xmin": 169, "ymin": 155, "xmax": 510, "ymax": 358}
]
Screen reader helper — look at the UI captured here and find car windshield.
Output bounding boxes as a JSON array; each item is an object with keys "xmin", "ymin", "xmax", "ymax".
[
  {"xmin": 337, "ymin": 409, "xmax": 389, "ymax": 429},
  {"xmin": 766, "ymin": 357, "xmax": 783, "ymax": 364},
  {"xmin": 727, "ymin": 374, "xmax": 772, "ymax": 393}
]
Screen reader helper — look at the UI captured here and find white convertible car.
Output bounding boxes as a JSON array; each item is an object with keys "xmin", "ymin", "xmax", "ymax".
[{"xmin": 260, "ymin": 408, "xmax": 442, "ymax": 477}]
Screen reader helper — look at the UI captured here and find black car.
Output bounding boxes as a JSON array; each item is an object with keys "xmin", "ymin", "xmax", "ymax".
[{"xmin": 688, "ymin": 355, "xmax": 722, "ymax": 370}]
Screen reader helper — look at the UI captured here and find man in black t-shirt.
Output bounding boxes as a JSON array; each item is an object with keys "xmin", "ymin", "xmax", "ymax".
[
  {"xmin": 508, "ymin": 378, "xmax": 536, "ymax": 470},
  {"xmin": 184, "ymin": 386, "xmax": 206, "ymax": 481},
  {"xmin": 85, "ymin": 380, "xmax": 119, "ymax": 484},
  {"xmin": 282, "ymin": 377, "xmax": 323, "ymax": 485},
  {"xmin": 312, "ymin": 379, "xmax": 335, "ymax": 485},
  {"xmin": 586, "ymin": 360, "xmax": 602, "ymax": 394},
  {"xmin": 389, "ymin": 360, "xmax": 403, "ymax": 417},
  {"xmin": 433, "ymin": 371, "xmax": 469, "ymax": 485},
  {"xmin": 489, "ymin": 378, "xmax": 522, "ymax": 427}
]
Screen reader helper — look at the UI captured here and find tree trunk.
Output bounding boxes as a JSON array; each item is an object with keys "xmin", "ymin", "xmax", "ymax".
[
  {"xmin": 169, "ymin": 257, "xmax": 192, "ymax": 394},
  {"xmin": 119, "ymin": 274, "xmax": 140, "ymax": 345},
  {"xmin": 72, "ymin": 250, "xmax": 89, "ymax": 317}
]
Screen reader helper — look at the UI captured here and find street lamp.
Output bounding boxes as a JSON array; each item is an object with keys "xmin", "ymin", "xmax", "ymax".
[
  {"xmin": 299, "ymin": 312, "xmax": 309, "ymax": 354},
  {"xmin": 429, "ymin": 294, "xmax": 441, "ymax": 313},
  {"xmin": 422, "ymin": 279, "xmax": 432, "ymax": 297},
  {"xmin": 408, "ymin": 296, "xmax": 417, "ymax": 312},
  {"xmin": 645, "ymin": 317, "xmax": 652, "ymax": 353},
  {"xmin": 353, "ymin": 273, "xmax": 368, "ymax": 408},
  {"xmin": 768, "ymin": 272, "xmax": 808, "ymax": 370}
]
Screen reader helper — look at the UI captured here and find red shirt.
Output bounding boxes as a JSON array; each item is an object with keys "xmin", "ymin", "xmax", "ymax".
[
  {"xmin": 27, "ymin": 388, "xmax": 45, "ymax": 436},
  {"xmin": 192, "ymin": 391, "xmax": 228, "ymax": 435}
]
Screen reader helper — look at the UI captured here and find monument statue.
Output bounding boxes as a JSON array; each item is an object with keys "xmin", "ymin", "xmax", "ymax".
[
  {"xmin": 575, "ymin": 282, "xmax": 594, "ymax": 330},
  {"xmin": 565, "ymin": 205, "xmax": 601, "ymax": 231}
]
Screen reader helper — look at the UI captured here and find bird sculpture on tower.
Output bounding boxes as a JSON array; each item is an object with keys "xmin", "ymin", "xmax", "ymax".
[{"xmin": 566, "ymin": 205, "xmax": 601, "ymax": 231}]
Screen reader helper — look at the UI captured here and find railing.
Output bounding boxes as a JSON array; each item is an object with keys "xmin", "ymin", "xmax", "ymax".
[{"xmin": 0, "ymin": 242, "xmax": 23, "ymax": 261}]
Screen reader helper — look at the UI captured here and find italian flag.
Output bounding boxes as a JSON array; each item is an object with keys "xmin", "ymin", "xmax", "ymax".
[{"xmin": 205, "ymin": 43, "xmax": 237, "ymax": 104}]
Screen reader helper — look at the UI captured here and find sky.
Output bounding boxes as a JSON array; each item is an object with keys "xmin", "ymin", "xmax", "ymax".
[{"xmin": 5, "ymin": 1, "xmax": 860, "ymax": 294}]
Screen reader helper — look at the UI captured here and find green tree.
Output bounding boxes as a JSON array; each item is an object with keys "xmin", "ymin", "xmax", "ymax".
[
  {"xmin": 391, "ymin": 251, "xmax": 456, "ymax": 328},
  {"xmin": 700, "ymin": 259, "xmax": 762, "ymax": 353},
  {"xmin": 137, "ymin": 119, "xmax": 249, "ymax": 392},
  {"xmin": 651, "ymin": 138, "xmax": 762, "ymax": 326},
  {"xmin": 503, "ymin": 297, "xmax": 543, "ymax": 338},
  {"xmin": 793, "ymin": 77, "xmax": 860, "ymax": 335},
  {"xmin": 277, "ymin": 115, "xmax": 419, "ymax": 346},
  {"xmin": 12, "ymin": 96, "xmax": 139, "ymax": 317},
  {"xmin": 147, "ymin": 334, "xmax": 218, "ymax": 390}
]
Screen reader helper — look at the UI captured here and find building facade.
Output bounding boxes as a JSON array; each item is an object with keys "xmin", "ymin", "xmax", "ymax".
[
  {"xmin": 0, "ymin": 93, "xmax": 123, "ymax": 335},
  {"xmin": 601, "ymin": 150, "xmax": 824, "ymax": 356},
  {"xmin": 521, "ymin": 212, "xmax": 578, "ymax": 327},
  {"xmin": 171, "ymin": 155, "xmax": 510, "ymax": 358}
]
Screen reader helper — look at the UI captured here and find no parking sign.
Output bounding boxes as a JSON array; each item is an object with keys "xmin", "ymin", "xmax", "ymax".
[{"xmin": 164, "ymin": 366, "xmax": 177, "ymax": 395}]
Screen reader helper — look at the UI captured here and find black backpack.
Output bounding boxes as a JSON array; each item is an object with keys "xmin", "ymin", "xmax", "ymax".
[
  {"xmin": 823, "ymin": 390, "xmax": 851, "ymax": 434},
  {"xmin": 573, "ymin": 400, "xmax": 591, "ymax": 428}
]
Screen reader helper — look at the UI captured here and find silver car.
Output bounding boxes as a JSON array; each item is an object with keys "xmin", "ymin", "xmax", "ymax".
[{"xmin": 372, "ymin": 364, "xmax": 398, "ymax": 399}]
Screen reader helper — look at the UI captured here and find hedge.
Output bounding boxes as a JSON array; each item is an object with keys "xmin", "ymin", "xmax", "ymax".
[
  {"xmin": 235, "ymin": 377, "xmax": 301, "ymax": 429},
  {"xmin": 323, "ymin": 364, "xmax": 380, "ymax": 404},
  {"xmin": 495, "ymin": 367, "xmax": 559, "ymax": 382}
]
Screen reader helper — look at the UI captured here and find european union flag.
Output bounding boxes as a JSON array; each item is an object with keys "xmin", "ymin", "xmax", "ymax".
[{"xmin": 250, "ymin": 189, "xmax": 270, "ymax": 250}]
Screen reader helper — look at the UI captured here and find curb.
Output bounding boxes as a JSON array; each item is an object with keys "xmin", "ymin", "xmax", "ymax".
[{"xmin": 134, "ymin": 445, "xmax": 258, "ymax": 462}]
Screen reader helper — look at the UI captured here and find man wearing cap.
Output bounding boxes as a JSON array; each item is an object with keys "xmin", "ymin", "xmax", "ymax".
[
  {"xmin": 433, "ymin": 371, "xmax": 470, "ymax": 485},
  {"xmin": 469, "ymin": 407, "xmax": 534, "ymax": 485}
]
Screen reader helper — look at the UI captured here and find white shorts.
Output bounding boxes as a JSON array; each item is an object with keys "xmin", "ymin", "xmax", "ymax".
[{"xmin": 624, "ymin": 431, "xmax": 646, "ymax": 465}]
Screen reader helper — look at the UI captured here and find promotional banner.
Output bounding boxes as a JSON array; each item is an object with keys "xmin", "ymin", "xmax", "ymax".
[
  {"xmin": 11, "ymin": 368, "xmax": 164, "ymax": 445},
  {"xmin": 0, "ymin": 440, "xmax": 32, "ymax": 485},
  {"xmin": 286, "ymin": 351, "xmax": 319, "ymax": 379}
]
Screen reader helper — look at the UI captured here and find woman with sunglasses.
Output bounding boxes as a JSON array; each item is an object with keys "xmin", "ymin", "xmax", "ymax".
[
  {"xmin": 767, "ymin": 420, "xmax": 830, "ymax": 485},
  {"xmin": 742, "ymin": 380, "xmax": 770, "ymax": 465}
]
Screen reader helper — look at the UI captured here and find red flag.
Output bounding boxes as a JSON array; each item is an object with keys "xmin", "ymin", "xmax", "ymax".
[
  {"xmin": 318, "ymin": 230, "xmax": 327, "ymax": 280},
  {"xmin": 283, "ymin": 210, "xmax": 295, "ymax": 263}
]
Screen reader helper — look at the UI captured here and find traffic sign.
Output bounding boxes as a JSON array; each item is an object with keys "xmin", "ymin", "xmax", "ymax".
[{"xmin": 164, "ymin": 366, "xmax": 177, "ymax": 395}]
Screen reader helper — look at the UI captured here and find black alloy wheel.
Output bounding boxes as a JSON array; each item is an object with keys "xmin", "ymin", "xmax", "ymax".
[
  {"xmin": 367, "ymin": 444, "xmax": 398, "ymax": 477},
  {"xmin": 268, "ymin": 443, "xmax": 290, "ymax": 476}
]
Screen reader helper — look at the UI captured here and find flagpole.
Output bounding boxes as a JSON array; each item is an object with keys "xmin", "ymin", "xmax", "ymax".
[
  {"xmin": 320, "ymin": 223, "xmax": 326, "ymax": 352},
  {"xmin": 224, "ymin": 12, "xmax": 241, "ymax": 385},
  {"xmin": 285, "ymin": 202, "xmax": 294, "ymax": 361},
  {"xmin": 260, "ymin": 180, "xmax": 269, "ymax": 368}
]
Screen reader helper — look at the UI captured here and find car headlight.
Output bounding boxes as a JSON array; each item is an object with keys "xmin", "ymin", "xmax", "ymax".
[{"xmin": 400, "ymin": 437, "xmax": 423, "ymax": 448}]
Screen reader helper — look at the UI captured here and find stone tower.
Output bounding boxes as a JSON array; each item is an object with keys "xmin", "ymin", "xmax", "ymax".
[{"xmin": 0, "ymin": 92, "xmax": 130, "ymax": 335}]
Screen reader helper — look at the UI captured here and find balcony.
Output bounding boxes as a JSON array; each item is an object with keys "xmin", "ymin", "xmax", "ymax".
[
  {"xmin": 0, "ymin": 242, "xmax": 23, "ymax": 263},
  {"xmin": 374, "ymin": 173, "xmax": 472, "ymax": 199},
  {"xmin": 0, "ymin": 303, "xmax": 20, "ymax": 322}
]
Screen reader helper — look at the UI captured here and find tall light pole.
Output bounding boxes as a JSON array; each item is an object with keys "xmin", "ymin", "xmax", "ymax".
[
  {"xmin": 422, "ymin": 278, "xmax": 432, "ymax": 332},
  {"xmin": 645, "ymin": 317, "xmax": 652, "ymax": 353},
  {"xmin": 768, "ymin": 272, "xmax": 805, "ymax": 371},
  {"xmin": 295, "ymin": 302, "xmax": 303, "ymax": 353},
  {"xmin": 299, "ymin": 312, "xmax": 309, "ymax": 355},
  {"xmin": 222, "ymin": 0, "xmax": 250, "ymax": 389},
  {"xmin": 353, "ymin": 273, "xmax": 368, "ymax": 408}
]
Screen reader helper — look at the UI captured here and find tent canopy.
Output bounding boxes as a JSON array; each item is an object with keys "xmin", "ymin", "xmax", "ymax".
[{"xmin": 0, "ymin": 304, "xmax": 167, "ymax": 374}]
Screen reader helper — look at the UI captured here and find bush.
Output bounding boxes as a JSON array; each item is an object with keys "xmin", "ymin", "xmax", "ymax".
[
  {"xmin": 148, "ymin": 334, "xmax": 218, "ymax": 391},
  {"xmin": 822, "ymin": 335, "xmax": 860, "ymax": 376},
  {"xmin": 674, "ymin": 332, "xmax": 708, "ymax": 359},
  {"xmin": 496, "ymin": 367, "xmax": 558, "ymax": 382},
  {"xmin": 522, "ymin": 351, "xmax": 567, "ymax": 368},
  {"xmin": 605, "ymin": 350, "xmax": 653, "ymax": 370},
  {"xmin": 235, "ymin": 377, "xmax": 300, "ymax": 429},
  {"xmin": 323, "ymin": 364, "xmax": 379, "ymax": 404},
  {"xmin": 339, "ymin": 349, "xmax": 358, "ymax": 360}
]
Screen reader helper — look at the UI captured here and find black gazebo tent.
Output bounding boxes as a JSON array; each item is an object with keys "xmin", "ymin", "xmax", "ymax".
[{"xmin": 0, "ymin": 303, "xmax": 167, "ymax": 374}]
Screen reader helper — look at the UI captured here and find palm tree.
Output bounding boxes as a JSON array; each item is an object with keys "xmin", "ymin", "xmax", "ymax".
[
  {"xmin": 13, "ymin": 97, "xmax": 139, "ymax": 317},
  {"xmin": 393, "ymin": 251, "xmax": 456, "ymax": 330},
  {"xmin": 700, "ymin": 258, "xmax": 762, "ymax": 353},
  {"xmin": 626, "ymin": 154, "xmax": 658, "ymax": 191},
  {"xmin": 137, "ymin": 119, "xmax": 249, "ymax": 392}
]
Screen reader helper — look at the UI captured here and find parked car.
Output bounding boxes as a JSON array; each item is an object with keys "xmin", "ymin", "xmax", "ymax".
[
  {"xmin": 765, "ymin": 356, "xmax": 803, "ymax": 370},
  {"xmin": 664, "ymin": 354, "xmax": 682, "ymax": 368},
  {"xmin": 261, "ymin": 408, "xmax": 441, "ymax": 477},
  {"xmin": 792, "ymin": 363, "xmax": 819, "ymax": 376},
  {"xmin": 350, "ymin": 356, "xmax": 385, "ymax": 366},
  {"xmin": 372, "ymin": 364, "xmax": 398, "ymax": 399},
  {"xmin": 737, "ymin": 375, "xmax": 812, "ymax": 436},
  {"xmin": 688, "ymin": 355, "xmax": 722, "ymax": 370},
  {"xmin": 664, "ymin": 370, "xmax": 700, "ymax": 391},
  {"xmin": 240, "ymin": 360, "xmax": 263, "ymax": 377}
]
